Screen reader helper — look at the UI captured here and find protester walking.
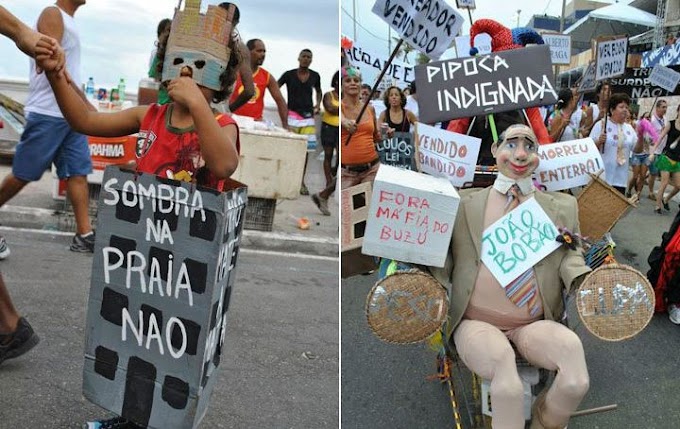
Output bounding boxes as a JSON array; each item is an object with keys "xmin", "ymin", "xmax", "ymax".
[
  {"xmin": 0, "ymin": 0, "xmax": 95, "ymax": 254},
  {"xmin": 311, "ymin": 71, "xmax": 339, "ymax": 217},
  {"xmin": 650, "ymin": 104, "xmax": 680, "ymax": 215},
  {"xmin": 627, "ymin": 112, "xmax": 658, "ymax": 198}
]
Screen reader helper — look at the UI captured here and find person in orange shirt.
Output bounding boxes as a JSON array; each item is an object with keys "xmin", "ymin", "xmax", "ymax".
[{"xmin": 229, "ymin": 38, "xmax": 288, "ymax": 129}]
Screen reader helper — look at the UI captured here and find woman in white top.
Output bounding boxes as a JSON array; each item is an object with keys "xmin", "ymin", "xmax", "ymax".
[
  {"xmin": 548, "ymin": 88, "xmax": 583, "ymax": 142},
  {"xmin": 589, "ymin": 93, "xmax": 637, "ymax": 194}
]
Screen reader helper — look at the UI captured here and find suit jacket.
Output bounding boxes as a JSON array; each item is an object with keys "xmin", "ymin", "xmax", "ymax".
[{"xmin": 430, "ymin": 187, "xmax": 591, "ymax": 331}]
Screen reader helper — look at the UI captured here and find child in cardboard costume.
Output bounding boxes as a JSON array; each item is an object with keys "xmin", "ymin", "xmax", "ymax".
[{"xmin": 430, "ymin": 124, "xmax": 592, "ymax": 429}]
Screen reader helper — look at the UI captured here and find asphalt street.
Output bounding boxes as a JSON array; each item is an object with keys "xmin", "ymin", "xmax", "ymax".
[
  {"xmin": 0, "ymin": 227, "xmax": 338, "ymax": 428},
  {"xmin": 341, "ymin": 192, "xmax": 680, "ymax": 429}
]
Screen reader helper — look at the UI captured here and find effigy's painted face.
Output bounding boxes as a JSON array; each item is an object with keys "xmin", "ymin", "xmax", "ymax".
[
  {"xmin": 492, "ymin": 125, "xmax": 540, "ymax": 180},
  {"xmin": 162, "ymin": 49, "xmax": 226, "ymax": 91}
]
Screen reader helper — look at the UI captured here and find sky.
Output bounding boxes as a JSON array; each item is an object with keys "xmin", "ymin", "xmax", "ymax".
[{"xmin": 0, "ymin": 0, "xmax": 339, "ymax": 105}]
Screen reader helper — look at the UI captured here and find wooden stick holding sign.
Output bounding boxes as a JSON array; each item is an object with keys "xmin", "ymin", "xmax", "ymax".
[{"xmin": 344, "ymin": 39, "xmax": 403, "ymax": 147}]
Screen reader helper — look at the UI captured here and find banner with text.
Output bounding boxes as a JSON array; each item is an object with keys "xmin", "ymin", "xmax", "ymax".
[
  {"xmin": 577, "ymin": 61, "xmax": 597, "ymax": 93},
  {"xmin": 595, "ymin": 37, "xmax": 628, "ymax": 81},
  {"xmin": 344, "ymin": 44, "xmax": 415, "ymax": 86},
  {"xmin": 417, "ymin": 122, "xmax": 481, "ymax": 187},
  {"xmin": 542, "ymin": 34, "xmax": 572, "ymax": 65},
  {"xmin": 376, "ymin": 132, "xmax": 417, "ymax": 170},
  {"xmin": 649, "ymin": 64, "xmax": 680, "ymax": 93},
  {"xmin": 363, "ymin": 165, "xmax": 460, "ymax": 267},
  {"xmin": 371, "ymin": 0, "xmax": 464, "ymax": 59},
  {"xmin": 83, "ymin": 167, "xmax": 247, "ymax": 428},
  {"xmin": 534, "ymin": 138, "xmax": 604, "ymax": 191},
  {"xmin": 609, "ymin": 65, "xmax": 680, "ymax": 99},
  {"xmin": 481, "ymin": 197, "xmax": 561, "ymax": 287},
  {"xmin": 416, "ymin": 45, "xmax": 558, "ymax": 123}
]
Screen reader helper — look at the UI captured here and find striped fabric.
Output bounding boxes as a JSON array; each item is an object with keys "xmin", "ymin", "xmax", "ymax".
[{"xmin": 503, "ymin": 183, "xmax": 540, "ymax": 316}]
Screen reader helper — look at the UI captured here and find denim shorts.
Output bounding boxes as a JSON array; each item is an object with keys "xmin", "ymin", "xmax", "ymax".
[
  {"xmin": 648, "ymin": 155, "xmax": 660, "ymax": 175},
  {"xmin": 13, "ymin": 112, "xmax": 92, "ymax": 181},
  {"xmin": 630, "ymin": 153, "xmax": 649, "ymax": 167}
]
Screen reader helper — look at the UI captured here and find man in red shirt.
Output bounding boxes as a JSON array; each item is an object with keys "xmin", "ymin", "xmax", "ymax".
[{"xmin": 230, "ymin": 38, "xmax": 288, "ymax": 129}]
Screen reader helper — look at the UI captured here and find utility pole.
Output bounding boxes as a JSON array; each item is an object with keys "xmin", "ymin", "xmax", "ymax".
[
  {"xmin": 353, "ymin": 0, "xmax": 357, "ymax": 41},
  {"xmin": 516, "ymin": 9, "xmax": 521, "ymax": 27},
  {"xmin": 560, "ymin": 0, "xmax": 566, "ymax": 32}
]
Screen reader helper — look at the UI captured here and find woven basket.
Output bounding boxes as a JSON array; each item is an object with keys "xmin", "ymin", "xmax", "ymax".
[
  {"xmin": 576, "ymin": 264, "xmax": 654, "ymax": 341},
  {"xmin": 365, "ymin": 270, "xmax": 448, "ymax": 344},
  {"xmin": 577, "ymin": 172, "xmax": 634, "ymax": 241}
]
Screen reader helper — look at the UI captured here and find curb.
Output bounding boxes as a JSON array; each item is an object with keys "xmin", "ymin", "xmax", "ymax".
[{"xmin": 0, "ymin": 205, "xmax": 338, "ymax": 257}]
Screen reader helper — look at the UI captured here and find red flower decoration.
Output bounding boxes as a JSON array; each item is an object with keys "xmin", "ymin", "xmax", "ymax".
[{"xmin": 341, "ymin": 35, "xmax": 353, "ymax": 50}]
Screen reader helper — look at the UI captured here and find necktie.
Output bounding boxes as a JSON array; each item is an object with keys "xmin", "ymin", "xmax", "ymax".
[{"xmin": 503, "ymin": 185, "xmax": 541, "ymax": 316}]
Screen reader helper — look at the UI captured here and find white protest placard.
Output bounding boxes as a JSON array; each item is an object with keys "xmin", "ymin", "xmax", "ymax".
[
  {"xmin": 578, "ymin": 61, "xmax": 597, "ymax": 93},
  {"xmin": 481, "ymin": 197, "xmax": 561, "ymax": 287},
  {"xmin": 534, "ymin": 138, "xmax": 604, "ymax": 191},
  {"xmin": 371, "ymin": 0, "xmax": 464, "ymax": 60},
  {"xmin": 595, "ymin": 37, "xmax": 628, "ymax": 81},
  {"xmin": 362, "ymin": 165, "xmax": 460, "ymax": 267},
  {"xmin": 453, "ymin": 33, "xmax": 492, "ymax": 59},
  {"xmin": 344, "ymin": 44, "xmax": 415, "ymax": 86},
  {"xmin": 649, "ymin": 64, "xmax": 680, "ymax": 93},
  {"xmin": 417, "ymin": 122, "xmax": 481, "ymax": 187},
  {"xmin": 456, "ymin": 0, "xmax": 476, "ymax": 8},
  {"xmin": 542, "ymin": 34, "xmax": 572, "ymax": 65}
]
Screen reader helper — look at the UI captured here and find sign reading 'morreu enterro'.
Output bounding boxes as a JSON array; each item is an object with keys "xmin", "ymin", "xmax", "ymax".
[
  {"xmin": 415, "ymin": 45, "xmax": 558, "ymax": 124},
  {"xmin": 83, "ymin": 167, "xmax": 247, "ymax": 429}
]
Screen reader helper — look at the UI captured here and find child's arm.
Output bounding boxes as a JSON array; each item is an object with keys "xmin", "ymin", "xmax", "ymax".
[
  {"xmin": 168, "ymin": 77, "xmax": 239, "ymax": 178},
  {"xmin": 43, "ymin": 70, "xmax": 146, "ymax": 137}
]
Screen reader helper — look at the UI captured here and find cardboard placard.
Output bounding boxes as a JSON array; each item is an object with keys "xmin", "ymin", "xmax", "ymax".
[
  {"xmin": 542, "ymin": 34, "xmax": 572, "ymax": 65},
  {"xmin": 455, "ymin": 0, "xmax": 476, "ymax": 9},
  {"xmin": 649, "ymin": 64, "xmax": 680, "ymax": 93},
  {"xmin": 376, "ymin": 132, "xmax": 417, "ymax": 170},
  {"xmin": 341, "ymin": 182, "xmax": 373, "ymax": 251},
  {"xmin": 417, "ymin": 122, "xmax": 481, "ymax": 187},
  {"xmin": 609, "ymin": 65, "xmax": 680, "ymax": 98},
  {"xmin": 83, "ymin": 167, "xmax": 247, "ymax": 428},
  {"xmin": 534, "ymin": 138, "xmax": 604, "ymax": 191},
  {"xmin": 578, "ymin": 61, "xmax": 597, "ymax": 93},
  {"xmin": 481, "ymin": 197, "xmax": 561, "ymax": 287},
  {"xmin": 362, "ymin": 165, "xmax": 460, "ymax": 267},
  {"xmin": 595, "ymin": 37, "xmax": 628, "ymax": 81},
  {"xmin": 416, "ymin": 45, "xmax": 558, "ymax": 124},
  {"xmin": 453, "ymin": 33, "xmax": 492, "ymax": 59},
  {"xmin": 344, "ymin": 44, "xmax": 415, "ymax": 86},
  {"xmin": 371, "ymin": 0, "xmax": 464, "ymax": 60}
]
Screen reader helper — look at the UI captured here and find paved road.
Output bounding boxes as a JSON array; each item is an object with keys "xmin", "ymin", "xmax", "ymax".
[
  {"xmin": 0, "ymin": 227, "xmax": 338, "ymax": 428},
  {"xmin": 341, "ymin": 192, "xmax": 680, "ymax": 429}
]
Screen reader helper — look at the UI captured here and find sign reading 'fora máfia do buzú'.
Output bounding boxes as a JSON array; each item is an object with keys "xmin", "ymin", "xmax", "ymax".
[{"xmin": 415, "ymin": 45, "xmax": 558, "ymax": 124}]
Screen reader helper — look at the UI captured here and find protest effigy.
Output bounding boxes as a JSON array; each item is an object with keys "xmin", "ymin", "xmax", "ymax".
[
  {"xmin": 376, "ymin": 132, "xmax": 418, "ymax": 170},
  {"xmin": 415, "ymin": 45, "xmax": 558, "ymax": 123},
  {"xmin": 82, "ymin": 167, "xmax": 247, "ymax": 428},
  {"xmin": 534, "ymin": 138, "xmax": 604, "ymax": 192},
  {"xmin": 417, "ymin": 122, "xmax": 481, "ymax": 187},
  {"xmin": 362, "ymin": 165, "xmax": 459, "ymax": 267}
]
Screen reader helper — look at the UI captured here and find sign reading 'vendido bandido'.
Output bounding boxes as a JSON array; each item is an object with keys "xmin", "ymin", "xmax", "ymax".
[
  {"xmin": 83, "ymin": 167, "xmax": 247, "ymax": 428},
  {"xmin": 371, "ymin": 0, "xmax": 464, "ymax": 59},
  {"xmin": 595, "ymin": 37, "xmax": 628, "ymax": 81},
  {"xmin": 362, "ymin": 165, "xmax": 460, "ymax": 267},
  {"xmin": 416, "ymin": 45, "xmax": 558, "ymax": 123},
  {"xmin": 417, "ymin": 122, "xmax": 481, "ymax": 187}
]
